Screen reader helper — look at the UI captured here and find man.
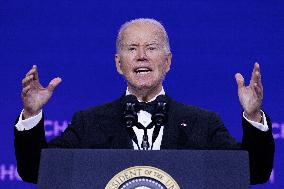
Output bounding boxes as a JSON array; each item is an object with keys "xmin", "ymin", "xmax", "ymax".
[{"xmin": 15, "ymin": 18, "xmax": 274, "ymax": 184}]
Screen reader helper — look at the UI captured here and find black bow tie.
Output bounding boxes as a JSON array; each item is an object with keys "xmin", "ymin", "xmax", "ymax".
[
  {"xmin": 122, "ymin": 94, "xmax": 168, "ymax": 114},
  {"xmin": 136, "ymin": 101, "xmax": 156, "ymax": 114}
]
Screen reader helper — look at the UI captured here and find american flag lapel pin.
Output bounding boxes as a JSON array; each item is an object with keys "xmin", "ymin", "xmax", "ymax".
[{"xmin": 180, "ymin": 120, "xmax": 188, "ymax": 127}]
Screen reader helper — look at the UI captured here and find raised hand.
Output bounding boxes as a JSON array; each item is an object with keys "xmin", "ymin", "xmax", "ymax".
[
  {"xmin": 235, "ymin": 63, "xmax": 263, "ymax": 122},
  {"xmin": 21, "ymin": 65, "xmax": 62, "ymax": 119}
]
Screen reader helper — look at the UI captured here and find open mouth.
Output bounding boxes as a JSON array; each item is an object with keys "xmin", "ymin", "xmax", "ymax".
[{"xmin": 134, "ymin": 67, "xmax": 152, "ymax": 74}]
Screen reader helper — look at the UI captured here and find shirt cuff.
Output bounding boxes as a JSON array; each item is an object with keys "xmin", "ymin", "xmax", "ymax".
[
  {"xmin": 243, "ymin": 110, "xmax": 269, "ymax": 132},
  {"xmin": 15, "ymin": 109, "xmax": 43, "ymax": 131}
]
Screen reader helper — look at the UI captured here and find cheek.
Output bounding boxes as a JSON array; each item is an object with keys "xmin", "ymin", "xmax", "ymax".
[
  {"xmin": 154, "ymin": 59, "xmax": 168, "ymax": 73},
  {"xmin": 120, "ymin": 59, "xmax": 133, "ymax": 73}
]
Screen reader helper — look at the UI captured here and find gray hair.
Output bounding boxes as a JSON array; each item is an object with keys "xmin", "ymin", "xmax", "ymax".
[{"xmin": 116, "ymin": 18, "xmax": 171, "ymax": 53}]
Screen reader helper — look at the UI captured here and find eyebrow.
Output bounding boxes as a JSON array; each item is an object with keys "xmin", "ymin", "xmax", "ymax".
[
  {"xmin": 126, "ymin": 42, "xmax": 159, "ymax": 46},
  {"xmin": 146, "ymin": 43, "xmax": 159, "ymax": 46},
  {"xmin": 127, "ymin": 44, "xmax": 139, "ymax": 47}
]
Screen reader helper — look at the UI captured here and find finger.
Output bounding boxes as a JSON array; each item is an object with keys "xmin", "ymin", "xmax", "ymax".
[
  {"xmin": 250, "ymin": 62, "xmax": 261, "ymax": 86},
  {"xmin": 254, "ymin": 62, "xmax": 260, "ymax": 72},
  {"xmin": 22, "ymin": 74, "xmax": 34, "ymax": 87},
  {"xmin": 235, "ymin": 73, "xmax": 245, "ymax": 89},
  {"xmin": 22, "ymin": 85, "xmax": 31, "ymax": 97},
  {"xmin": 25, "ymin": 65, "xmax": 37, "ymax": 77},
  {"xmin": 25, "ymin": 65, "xmax": 39, "ymax": 81},
  {"xmin": 33, "ymin": 65, "xmax": 39, "ymax": 80},
  {"xmin": 254, "ymin": 82, "xmax": 263, "ymax": 99},
  {"xmin": 47, "ymin": 77, "xmax": 62, "ymax": 92},
  {"xmin": 254, "ymin": 70, "xmax": 263, "ymax": 89}
]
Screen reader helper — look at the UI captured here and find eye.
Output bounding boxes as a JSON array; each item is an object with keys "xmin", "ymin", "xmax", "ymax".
[
  {"xmin": 128, "ymin": 47, "xmax": 136, "ymax": 51},
  {"xmin": 147, "ymin": 46, "xmax": 157, "ymax": 51}
]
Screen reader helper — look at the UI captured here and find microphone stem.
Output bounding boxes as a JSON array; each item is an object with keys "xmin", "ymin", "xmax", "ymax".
[{"xmin": 141, "ymin": 129, "xmax": 149, "ymax": 150}]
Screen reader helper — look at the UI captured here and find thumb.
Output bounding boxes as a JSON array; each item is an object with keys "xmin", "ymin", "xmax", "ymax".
[
  {"xmin": 47, "ymin": 77, "xmax": 62, "ymax": 92},
  {"xmin": 235, "ymin": 73, "xmax": 244, "ymax": 89}
]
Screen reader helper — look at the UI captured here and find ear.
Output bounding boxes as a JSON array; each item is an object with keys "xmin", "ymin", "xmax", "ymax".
[
  {"xmin": 115, "ymin": 54, "xmax": 123, "ymax": 75},
  {"xmin": 165, "ymin": 53, "xmax": 172, "ymax": 73}
]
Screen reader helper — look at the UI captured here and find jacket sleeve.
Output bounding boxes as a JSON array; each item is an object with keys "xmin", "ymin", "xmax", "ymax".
[
  {"xmin": 241, "ymin": 113, "xmax": 275, "ymax": 184},
  {"xmin": 14, "ymin": 111, "xmax": 85, "ymax": 183},
  {"xmin": 208, "ymin": 112, "xmax": 275, "ymax": 184}
]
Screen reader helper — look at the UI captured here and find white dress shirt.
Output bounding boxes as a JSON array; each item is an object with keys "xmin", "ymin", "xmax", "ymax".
[
  {"xmin": 126, "ymin": 88, "xmax": 165, "ymax": 150},
  {"xmin": 15, "ymin": 88, "xmax": 269, "ymax": 150}
]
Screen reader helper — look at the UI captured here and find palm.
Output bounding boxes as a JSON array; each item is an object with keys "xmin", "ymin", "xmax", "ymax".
[
  {"xmin": 238, "ymin": 85, "xmax": 261, "ymax": 114},
  {"xmin": 235, "ymin": 63, "xmax": 263, "ymax": 120},
  {"xmin": 22, "ymin": 66, "xmax": 61, "ymax": 117},
  {"xmin": 23, "ymin": 81, "xmax": 51, "ymax": 112}
]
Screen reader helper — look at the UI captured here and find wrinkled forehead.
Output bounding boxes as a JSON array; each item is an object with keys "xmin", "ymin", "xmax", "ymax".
[{"xmin": 120, "ymin": 23, "xmax": 165, "ymax": 45}]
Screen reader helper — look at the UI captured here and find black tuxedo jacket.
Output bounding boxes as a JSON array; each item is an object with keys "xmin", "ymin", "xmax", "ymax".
[{"xmin": 14, "ymin": 96, "xmax": 274, "ymax": 184}]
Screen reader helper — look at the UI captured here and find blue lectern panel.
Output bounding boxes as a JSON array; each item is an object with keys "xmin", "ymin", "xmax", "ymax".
[{"xmin": 38, "ymin": 149, "xmax": 249, "ymax": 189}]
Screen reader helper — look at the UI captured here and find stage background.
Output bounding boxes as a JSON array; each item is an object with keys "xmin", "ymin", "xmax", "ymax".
[{"xmin": 1, "ymin": 0, "xmax": 283, "ymax": 188}]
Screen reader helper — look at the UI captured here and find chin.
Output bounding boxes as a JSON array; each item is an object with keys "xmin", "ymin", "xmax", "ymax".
[{"xmin": 129, "ymin": 81, "xmax": 161, "ymax": 92}]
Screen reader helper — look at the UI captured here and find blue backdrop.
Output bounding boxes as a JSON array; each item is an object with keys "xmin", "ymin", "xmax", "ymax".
[{"xmin": 1, "ymin": 1, "xmax": 283, "ymax": 188}]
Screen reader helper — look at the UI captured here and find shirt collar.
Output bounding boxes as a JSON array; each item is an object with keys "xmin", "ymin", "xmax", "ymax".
[{"xmin": 125, "ymin": 87, "xmax": 165, "ymax": 102}]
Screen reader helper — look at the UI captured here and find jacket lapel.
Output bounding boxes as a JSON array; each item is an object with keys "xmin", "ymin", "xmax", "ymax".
[
  {"xmin": 161, "ymin": 97, "xmax": 197, "ymax": 149},
  {"xmin": 160, "ymin": 97, "xmax": 180, "ymax": 149},
  {"xmin": 98, "ymin": 96, "xmax": 133, "ymax": 149}
]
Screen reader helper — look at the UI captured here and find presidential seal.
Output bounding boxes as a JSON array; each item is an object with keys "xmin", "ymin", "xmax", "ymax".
[{"xmin": 105, "ymin": 166, "xmax": 180, "ymax": 189}]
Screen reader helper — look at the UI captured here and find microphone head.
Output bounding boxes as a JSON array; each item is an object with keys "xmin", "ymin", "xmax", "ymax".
[
  {"xmin": 152, "ymin": 95, "xmax": 168, "ymax": 126},
  {"xmin": 122, "ymin": 95, "xmax": 138, "ymax": 127},
  {"xmin": 155, "ymin": 95, "xmax": 168, "ymax": 113},
  {"xmin": 122, "ymin": 94, "xmax": 139, "ymax": 104},
  {"xmin": 155, "ymin": 95, "xmax": 168, "ymax": 103}
]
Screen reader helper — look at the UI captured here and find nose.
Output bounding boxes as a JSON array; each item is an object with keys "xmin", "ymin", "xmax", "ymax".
[{"xmin": 136, "ymin": 46, "xmax": 148, "ymax": 61}]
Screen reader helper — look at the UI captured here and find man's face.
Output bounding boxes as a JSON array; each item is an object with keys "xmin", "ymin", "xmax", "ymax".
[{"xmin": 115, "ymin": 23, "xmax": 172, "ymax": 92}]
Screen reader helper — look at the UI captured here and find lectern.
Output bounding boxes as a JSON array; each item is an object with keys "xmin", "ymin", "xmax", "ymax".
[{"xmin": 37, "ymin": 149, "xmax": 249, "ymax": 189}]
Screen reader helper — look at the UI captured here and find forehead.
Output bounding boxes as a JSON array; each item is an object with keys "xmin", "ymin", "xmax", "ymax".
[{"xmin": 120, "ymin": 22, "xmax": 164, "ymax": 44}]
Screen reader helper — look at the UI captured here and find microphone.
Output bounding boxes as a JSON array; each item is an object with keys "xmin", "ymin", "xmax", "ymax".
[
  {"xmin": 152, "ymin": 95, "xmax": 168, "ymax": 126},
  {"xmin": 122, "ymin": 95, "xmax": 138, "ymax": 128},
  {"xmin": 150, "ymin": 95, "xmax": 168, "ymax": 150},
  {"xmin": 122, "ymin": 95, "xmax": 141, "ymax": 150}
]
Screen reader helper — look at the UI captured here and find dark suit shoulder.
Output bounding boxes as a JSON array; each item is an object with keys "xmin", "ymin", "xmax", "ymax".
[
  {"xmin": 169, "ymin": 99, "xmax": 219, "ymax": 120},
  {"xmin": 74, "ymin": 97, "xmax": 123, "ymax": 118}
]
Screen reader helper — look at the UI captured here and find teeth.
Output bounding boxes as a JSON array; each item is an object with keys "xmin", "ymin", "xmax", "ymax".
[
  {"xmin": 137, "ymin": 71, "xmax": 149, "ymax": 74},
  {"xmin": 135, "ymin": 67, "xmax": 151, "ymax": 73}
]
